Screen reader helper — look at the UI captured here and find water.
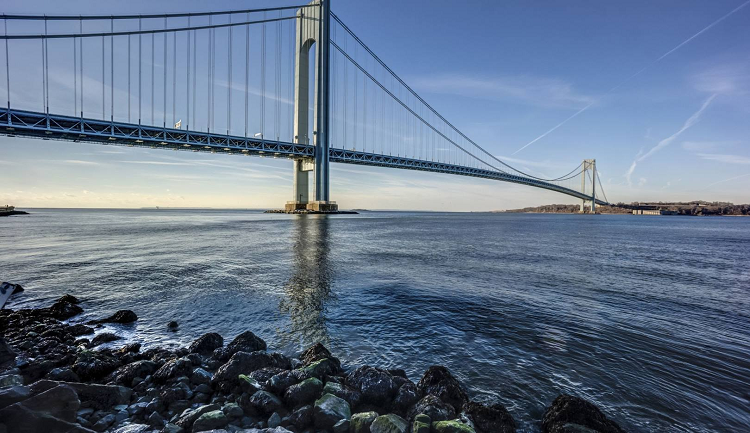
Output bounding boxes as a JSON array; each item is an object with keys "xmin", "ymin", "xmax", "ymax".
[{"xmin": 1, "ymin": 209, "xmax": 749, "ymax": 432}]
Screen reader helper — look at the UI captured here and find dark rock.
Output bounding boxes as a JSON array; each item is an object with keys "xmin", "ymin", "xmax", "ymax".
[
  {"xmin": 268, "ymin": 411, "xmax": 282, "ymax": 428},
  {"xmin": 392, "ymin": 381, "xmax": 420, "ymax": 415},
  {"xmin": 432, "ymin": 419, "xmax": 476, "ymax": 433},
  {"xmin": 89, "ymin": 309, "xmax": 138, "ymax": 324},
  {"xmin": 31, "ymin": 380, "xmax": 132, "ymax": 411},
  {"xmin": 313, "ymin": 393, "xmax": 351, "ymax": 430},
  {"xmin": 0, "ymin": 384, "xmax": 83, "ymax": 432},
  {"xmin": 153, "ymin": 357, "xmax": 192, "ymax": 384},
  {"xmin": 110, "ymin": 360, "xmax": 158, "ymax": 386},
  {"xmin": 370, "ymin": 413, "xmax": 408, "ymax": 433},
  {"xmin": 222, "ymin": 402, "xmax": 244, "ymax": 419},
  {"xmin": 0, "ymin": 385, "xmax": 31, "ymax": 409},
  {"xmin": 211, "ymin": 352, "xmax": 291, "ymax": 392},
  {"xmin": 47, "ymin": 367, "xmax": 80, "ymax": 382},
  {"xmin": 288, "ymin": 404, "xmax": 314, "ymax": 429},
  {"xmin": 215, "ymin": 331, "xmax": 266, "ymax": 362},
  {"xmin": 413, "ymin": 413, "xmax": 431, "ymax": 433},
  {"xmin": 168, "ymin": 321, "xmax": 179, "ymax": 330},
  {"xmin": 48, "ymin": 300, "xmax": 84, "ymax": 320},
  {"xmin": 188, "ymin": 333, "xmax": 224, "ymax": 356},
  {"xmin": 299, "ymin": 343, "xmax": 341, "ymax": 372},
  {"xmin": 333, "ymin": 418, "xmax": 350, "ymax": 433},
  {"xmin": 241, "ymin": 390, "xmax": 283, "ymax": 416},
  {"xmin": 301, "ymin": 358, "xmax": 339, "ymax": 380},
  {"xmin": 541, "ymin": 395, "xmax": 625, "ymax": 433},
  {"xmin": 462, "ymin": 401, "xmax": 516, "ymax": 433},
  {"xmin": 89, "ymin": 332, "xmax": 121, "ymax": 347},
  {"xmin": 0, "ymin": 337, "xmax": 16, "ymax": 366},
  {"xmin": 68, "ymin": 324, "xmax": 95, "ymax": 336},
  {"xmin": 12, "ymin": 283, "xmax": 25, "ymax": 294},
  {"xmin": 148, "ymin": 410, "xmax": 165, "ymax": 428},
  {"xmin": 350, "ymin": 411, "xmax": 379, "ymax": 433},
  {"xmin": 191, "ymin": 367, "xmax": 213, "ymax": 385},
  {"xmin": 160, "ymin": 382, "xmax": 192, "ymax": 406},
  {"xmin": 72, "ymin": 350, "xmax": 121, "ymax": 381},
  {"xmin": 268, "ymin": 369, "xmax": 309, "ymax": 395},
  {"xmin": 192, "ymin": 409, "xmax": 229, "ymax": 432},
  {"xmin": 284, "ymin": 377, "xmax": 324, "ymax": 408},
  {"xmin": 248, "ymin": 367, "xmax": 286, "ymax": 385},
  {"xmin": 175, "ymin": 403, "xmax": 220, "ymax": 429},
  {"xmin": 346, "ymin": 365, "xmax": 400, "ymax": 407},
  {"xmin": 417, "ymin": 366, "xmax": 468, "ymax": 412},
  {"xmin": 57, "ymin": 294, "xmax": 80, "ymax": 304},
  {"xmin": 322, "ymin": 381, "xmax": 362, "ymax": 409},
  {"xmin": 407, "ymin": 395, "xmax": 456, "ymax": 423}
]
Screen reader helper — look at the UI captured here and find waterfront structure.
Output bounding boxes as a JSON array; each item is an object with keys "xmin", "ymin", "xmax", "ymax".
[{"xmin": 0, "ymin": 1, "xmax": 609, "ymax": 210}]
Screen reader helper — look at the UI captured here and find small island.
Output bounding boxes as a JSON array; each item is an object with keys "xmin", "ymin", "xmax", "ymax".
[{"xmin": 0, "ymin": 205, "xmax": 29, "ymax": 217}]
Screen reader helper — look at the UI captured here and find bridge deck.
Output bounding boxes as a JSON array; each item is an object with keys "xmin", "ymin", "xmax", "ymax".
[{"xmin": 1, "ymin": 109, "xmax": 606, "ymax": 205}]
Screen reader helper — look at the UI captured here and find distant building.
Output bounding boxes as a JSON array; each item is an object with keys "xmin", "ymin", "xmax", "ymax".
[
  {"xmin": 632, "ymin": 209, "xmax": 677, "ymax": 215},
  {"xmin": 2, "ymin": 205, "xmax": 14, "ymax": 212}
]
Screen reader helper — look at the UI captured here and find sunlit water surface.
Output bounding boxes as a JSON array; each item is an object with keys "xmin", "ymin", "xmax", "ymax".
[{"xmin": 2, "ymin": 209, "xmax": 749, "ymax": 432}]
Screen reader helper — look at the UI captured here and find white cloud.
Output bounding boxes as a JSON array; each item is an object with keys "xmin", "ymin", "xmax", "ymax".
[{"xmin": 697, "ymin": 153, "xmax": 750, "ymax": 165}]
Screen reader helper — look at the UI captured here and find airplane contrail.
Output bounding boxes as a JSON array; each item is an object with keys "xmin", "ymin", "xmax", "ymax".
[{"xmin": 512, "ymin": 0, "xmax": 750, "ymax": 155}]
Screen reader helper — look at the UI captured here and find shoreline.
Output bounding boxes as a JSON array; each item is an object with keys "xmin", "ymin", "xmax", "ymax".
[{"xmin": 0, "ymin": 294, "xmax": 626, "ymax": 433}]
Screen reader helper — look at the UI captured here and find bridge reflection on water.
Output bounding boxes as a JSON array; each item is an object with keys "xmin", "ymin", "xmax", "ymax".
[{"xmin": 278, "ymin": 216, "xmax": 335, "ymax": 349}]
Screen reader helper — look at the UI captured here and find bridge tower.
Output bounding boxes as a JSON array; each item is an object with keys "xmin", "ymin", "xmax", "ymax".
[
  {"xmin": 580, "ymin": 159, "xmax": 597, "ymax": 213},
  {"xmin": 286, "ymin": 0, "xmax": 338, "ymax": 212}
]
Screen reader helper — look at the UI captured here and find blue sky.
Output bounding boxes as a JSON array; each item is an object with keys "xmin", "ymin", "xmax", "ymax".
[{"xmin": 1, "ymin": 0, "xmax": 748, "ymax": 210}]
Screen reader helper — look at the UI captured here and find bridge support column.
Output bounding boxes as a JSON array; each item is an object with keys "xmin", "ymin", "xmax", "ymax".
[
  {"xmin": 285, "ymin": 0, "xmax": 338, "ymax": 213},
  {"xmin": 579, "ymin": 159, "xmax": 596, "ymax": 214}
]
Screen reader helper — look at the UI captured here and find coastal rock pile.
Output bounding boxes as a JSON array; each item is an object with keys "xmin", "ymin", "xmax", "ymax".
[{"xmin": 0, "ymin": 296, "xmax": 627, "ymax": 433}]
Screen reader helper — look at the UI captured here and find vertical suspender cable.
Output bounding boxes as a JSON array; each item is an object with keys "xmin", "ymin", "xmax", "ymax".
[
  {"xmin": 172, "ymin": 31, "xmax": 176, "ymax": 128},
  {"xmin": 45, "ymin": 17, "xmax": 50, "ymax": 115},
  {"xmin": 192, "ymin": 26, "xmax": 196, "ymax": 129},
  {"xmin": 261, "ymin": 12, "xmax": 266, "ymax": 139},
  {"xmin": 80, "ymin": 19, "xmax": 83, "ymax": 118},
  {"xmin": 187, "ymin": 17, "xmax": 191, "ymax": 131},
  {"xmin": 275, "ymin": 11, "xmax": 281, "ymax": 141},
  {"xmin": 353, "ymin": 43, "xmax": 357, "ymax": 150},
  {"xmin": 41, "ymin": 17, "xmax": 46, "ymax": 113},
  {"xmin": 288, "ymin": 17, "xmax": 293, "ymax": 142},
  {"xmin": 343, "ymin": 34, "xmax": 347, "ymax": 148},
  {"xmin": 244, "ymin": 13, "xmax": 249, "ymax": 138},
  {"xmin": 151, "ymin": 32, "xmax": 154, "ymax": 125},
  {"xmin": 101, "ymin": 34, "xmax": 105, "ymax": 120},
  {"xmin": 74, "ymin": 35, "xmax": 77, "ymax": 116},
  {"xmin": 110, "ymin": 19, "xmax": 113, "ymax": 122},
  {"xmin": 207, "ymin": 17, "xmax": 211, "ymax": 132},
  {"xmin": 210, "ymin": 21, "xmax": 215, "ymax": 132},
  {"xmin": 163, "ymin": 18, "xmax": 167, "ymax": 128},
  {"xmin": 127, "ymin": 33, "xmax": 130, "ymax": 122},
  {"xmin": 4, "ymin": 18, "xmax": 9, "ymax": 110},
  {"xmin": 138, "ymin": 17, "xmax": 142, "ymax": 125},
  {"xmin": 228, "ymin": 15, "xmax": 232, "ymax": 135}
]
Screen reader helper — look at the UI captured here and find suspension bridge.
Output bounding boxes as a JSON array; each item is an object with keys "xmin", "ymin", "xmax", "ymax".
[{"xmin": 0, "ymin": 1, "xmax": 609, "ymax": 212}]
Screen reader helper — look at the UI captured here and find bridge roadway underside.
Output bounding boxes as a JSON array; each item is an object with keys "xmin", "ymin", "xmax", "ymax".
[{"xmin": 1, "ymin": 109, "xmax": 606, "ymax": 205}]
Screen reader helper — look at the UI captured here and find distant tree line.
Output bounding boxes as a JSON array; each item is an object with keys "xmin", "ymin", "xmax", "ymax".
[{"xmin": 504, "ymin": 201, "xmax": 750, "ymax": 216}]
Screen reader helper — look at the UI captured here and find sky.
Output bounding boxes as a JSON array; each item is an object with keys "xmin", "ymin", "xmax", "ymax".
[{"xmin": 1, "ymin": 0, "xmax": 749, "ymax": 211}]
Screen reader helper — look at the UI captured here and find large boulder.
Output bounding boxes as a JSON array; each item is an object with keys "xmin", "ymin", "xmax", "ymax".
[
  {"xmin": 211, "ymin": 351, "xmax": 291, "ymax": 392},
  {"xmin": 175, "ymin": 404, "xmax": 221, "ymax": 429},
  {"xmin": 0, "ymin": 337, "xmax": 16, "ymax": 366},
  {"xmin": 0, "ymin": 385, "xmax": 30, "ymax": 409},
  {"xmin": 89, "ymin": 332, "xmax": 120, "ymax": 348},
  {"xmin": 462, "ymin": 401, "xmax": 516, "ymax": 433},
  {"xmin": 370, "ymin": 413, "xmax": 408, "ymax": 433},
  {"xmin": 322, "ymin": 381, "xmax": 362, "ymax": 409},
  {"xmin": 407, "ymin": 395, "xmax": 456, "ymax": 423},
  {"xmin": 432, "ymin": 419, "xmax": 476, "ymax": 433},
  {"xmin": 417, "ymin": 366, "xmax": 468, "ymax": 412},
  {"xmin": 240, "ymin": 390, "xmax": 283, "ymax": 415},
  {"xmin": 189, "ymin": 333, "xmax": 224, "ymax": 356},
  {"xmin": 346, "ymin": 366, "xmax": 400, "ymax": 407},
  {"xmin": 47, "ymin": 299, "xmax": 84, "ymax": 320},
  {"xmin": 268, "ymin": 369, "xmax": 309, "ymax": 394},
  {"xmin": 314, "ymin": 393, "xmax": 351, "ymax": 430},
  {"xmin": 192, "ymin": 409, "xmax": 229, "ymax": 432},
  {"xmin": 299, "ymin": 342, "xmax": 341, "ymax": 372},
  {"xmin": 214, "ymin": 331, "xmax": 267, "ymax": 361},
  {"xmin": 30, "ymin": 380, "xmax": 131, "ymax": 411},
  {"xmin": 284, "ymin": 377, "xmax": 323, "ymax": 408},
  {"xmin": 350, "ymin": 411, "xmax": 379, "ymax": 433},
  {"xmin": 152, "ymin": 357, "xmax": 193, "ymax": 383},
  {"xmin": 288, "ymin": 404, "xmax": 314, "ymax": 429},
  {"xmin": 541, "ymin": 395, "xmax": 626, "ymax": 433},
  {"xmin": 0, "ymin": 384, "xmax": 83, "ymax": 432},
  {"xmin": 392, "ymin": 381, "xmax": 420, "ymax": 415},
  {"xmin": 71, "ymin": 350, "xmax": 121, "ymax": 381},
  {"xmin": 109, "ymin": 360, "xmax": 158, "ymax": 386}
]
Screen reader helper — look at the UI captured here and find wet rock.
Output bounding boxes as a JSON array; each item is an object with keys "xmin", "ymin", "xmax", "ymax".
[
  {"xmin": 407, "ymin": 395, "xmax": 456, "ymax": 423},
  {"xmin": 161, "ymin": 382, "xmax": 193, "ymax": 406},
  {"xmin": 57, "ymin": 294, "xmax": 80, "ymax": 304},
  {"xmin": 432, "ymin": 419, "xmax": 476, "ymax": 433},
  {"xmin": 313, "ymin": 393, "xmax": 351, "ymax": 430},
  {"xmin": 48, "ymin": 299, "xmax": 84, "ymax": 320},
  {"xmin": 268, "ymin": 411, "xmax": 282, "ymax": 428},
  {"xmin": 301, "ymin": 358, "xmax": 338, "ymax": 380},
  {"xmin": 462, "ymin": 401, "xmax": 516, "ymax": 433},
  {"xmin": 284, "ymin": 377, "xmax": 323, "ymax": 408},
  {"xmin": 72, "ymin": 350, "xmax": 121, "ymax": 381},
  {"xmin": 162, "ymin": 423, "xmax": 184, "ymax": 433},
  {"xmin": 288, "ymin": 404, "xmax": 313, "ymax": 429},
  {"xmin": 248, "ymin": 367, "xmax": 286, "ymax": 386},
  {"xmin": 413, "ymin": 413, "xmax": 431, "ymax": 433},
  {"xmin": 322, "ymin": 381, "xmax": 362, "ymax": 409},
  {"xmin": 333, "ymin": 418, "xmax": 350, "ymax": 433},
  {"xmin": 68, "ymin": 324, "xmax": 95, "ymax": 336},
  {"xmin": 268, "ymin": 369, "xmax": 308, "ymax": 394},
  {"xmin": 0, "ymin": 384, "xmax": 81, "ymax": 431},
  {"xmin": 541, "ymin": 395, "xmax": 625, "ymax": 433},
  {"xmin": 370, "ymin": 413, "xmax": 408, "ymax": 433},
  {"xmin": 191, "ymin": 367, "xmax": 213, "ymax": 385},
  {"xmin": 193, "ymin": 409, "xmax": 229, "ymax": 432},
  {"xmin": 299, "ymin": 343, "xmax": 341, "ymax": 372},
  {"xmin": 417, "ymin": 366, "xmax": 468, "ymax": 412},
  {"xmin": 89, "ymin": 309, "xmax": 138, "ymax": 324},
  {"xmin": 93, "ymin": 413, "xmax": 116, "ymax": 431},
  {"xmin": 392, "ymin": 381, "xmax": 420, "ymax": 415},
  {"xmin": 89, "ymin": 332, "xmax": 121, "ymax": 347},
  {"xmin": 0, "ymin": 338, "xmax": 17, "ymax": 366},
  {"xmin": 238, "ymin": 374, "xmax": 262, "ymax": 394},
  {"xmin": 214, "ymin": 331, "xmax": 266, "ymax": 362},
  {"xmin": 168, "ymin": 321, "xmax": 179, "ymax": 330},
  {"xmin": 153, "ymin": 357, "xmax": 193, "ymax": 384},
  {"xmin": 47, "ymin": 367, "xmax": 80, "ymax": 382},
  {"xmin": 32, "ymin": 380, "xmax": 132, "ymax": 410},
  {"xmin": 175, "ymin": 404, "xmax": 221, "ymax": 429},
  {"xmin": 0, "ymin": 385, "xmax": 31, "ymax": 409},
  {"xmin": 222, "ymin": 402, "xmax": 244, "ymax": 420},
  {"xmin": 111, "ymin": 424, "xmax": 151, "ymax": 433},
  {"xmin": 110, "ymin": 360, "xmax": 158, "ymax": 386},
  {"xmin": 148, "ymin": 410, "xmax": 166, "ymax": 428},
  {"xmin": 241, "ymin": 390, "xmax": 283, "ymax": 416},
  {"xmin": 350, "ymin": 411, "xmax": 379, "ymax": 433},
  {"xmin": 211, "ymin": 352, "xmax": 291, "ymax": 392},
  {"xmin": 189, "ymin": 333, "xmax": 224, "ymax": 356},
  {"xmin": 346, "ymin": 366, "xmax": 400, "ymax": 407}
]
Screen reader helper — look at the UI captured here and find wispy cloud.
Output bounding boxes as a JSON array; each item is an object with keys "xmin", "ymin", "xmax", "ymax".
[
  {"xmin": 704, "ymin": 172, "xmax": 750, "ymax": 188},
  {"xmin": 691, "ymin": 62, "xmax": 750, "ymax": 94},
  {"xmin": 625, "ymin": 94, "xmax": 717, "ymax": 185},
  {"xmin": 681, "ymin": 140, "xmax": 737, "ymax": 151},
  {"xmin": 412, "ymin": 74, "xmax": 594, "ymax": 109},
  {"xmin": 514, "ymin": 0, "xmax": 750, "ymax": 154},
  {"xmin": 697, "ymin": 153, "xmax": 750, "ymax": 165},
  {"xmin": 61, "ymin": 160, "xmax": 101, "ymax": 166}
]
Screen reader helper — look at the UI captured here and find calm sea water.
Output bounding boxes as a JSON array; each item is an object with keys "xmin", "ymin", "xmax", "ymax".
[{"xmin": 1, "ymin": 209, "xmax": 749, "ymax": 432}]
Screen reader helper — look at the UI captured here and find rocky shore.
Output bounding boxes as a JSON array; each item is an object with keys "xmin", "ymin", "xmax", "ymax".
[{"xmin": 0, "ymin": 295, "xmax": 626, "ymax": 433}]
